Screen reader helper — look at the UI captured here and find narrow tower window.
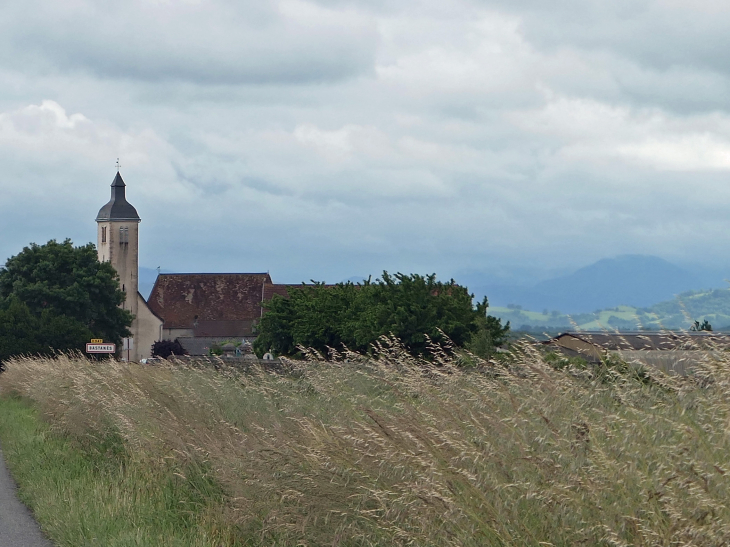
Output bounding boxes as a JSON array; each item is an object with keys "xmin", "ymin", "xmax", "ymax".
[
  {"xmin": 101, "ymin": 227, "xmax": 107, "ymax": 243},
  {"xmin": 119, "ymin": 226, "xmax": 129, "ymax": 244}
]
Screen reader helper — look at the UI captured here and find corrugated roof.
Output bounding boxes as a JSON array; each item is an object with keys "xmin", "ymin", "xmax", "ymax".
[
  {"xmin": 148, "ymin": 273, "xmax": 272, "ymax": 329},
  {"xmin": 96, "ymin": 172, "xmax": 141, "ymax": 221},
  {"xmin": 547, "ymin": 331, "xmax": 730, "ymax": 351}
]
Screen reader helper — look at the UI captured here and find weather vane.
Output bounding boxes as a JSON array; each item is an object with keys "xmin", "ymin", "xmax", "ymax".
[{"xmin": 116, "ymin": 158, "xmax": 121, "ymax": 172}]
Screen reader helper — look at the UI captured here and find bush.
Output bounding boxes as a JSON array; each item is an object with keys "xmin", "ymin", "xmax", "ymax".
[
  {"xmin": 151, "ymin": 339, "xmax": 188, "ymax": 359},
  {"xmin": 254, "ymin": 272, "xmax": 508, "ymax": 358},
  {"xmin": 0, "ymin": 239, "xmax": 132, "ymax": 359}
]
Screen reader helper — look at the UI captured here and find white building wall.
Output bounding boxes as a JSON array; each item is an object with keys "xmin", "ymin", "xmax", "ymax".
[{"xmin": 135, "ymin": 293, "xmax": 163, "ymax": 360}]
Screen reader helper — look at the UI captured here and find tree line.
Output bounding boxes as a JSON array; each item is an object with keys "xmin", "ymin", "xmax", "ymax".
[
  {"xmin": 253, "ymin": 272, "xmax": 509, "ymax": 358},
  {"xmin": 0, "ymin": 240, "xmax": 508, "ymax": 364},
  {"xmin": 0, "ymin": 239, "xmax": 131, "ymax": 364}
]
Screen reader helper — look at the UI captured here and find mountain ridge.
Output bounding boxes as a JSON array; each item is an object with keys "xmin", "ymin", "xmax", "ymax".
[
  {"xmin": 489, "ymin": 287, "xmax": 730, "ymax": 333},
  {"xmin": 473, "ymin": 255, "xmax": 702, "ymax": 314}
]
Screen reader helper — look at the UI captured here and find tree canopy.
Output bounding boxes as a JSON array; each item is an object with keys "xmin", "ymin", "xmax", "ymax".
[
  {"xmin": 253, "ymin": 272, "xmax": 509, "ymax": 358},
  {"xmin": 690, "ymin": 319, "xmax": 712, "ymax": 332},
  {"xmin": 0, "ymin": 239, "xmax": 132, "ymax": 362},
  {"xmin": 151, "ymin": 339, "xmax": 188, "ymax": 359}
]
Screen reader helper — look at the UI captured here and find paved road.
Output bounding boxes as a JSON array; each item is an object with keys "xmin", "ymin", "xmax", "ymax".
[{"xmin": 0, "ymin": 443, "xmax": 54, "ymax": 547}]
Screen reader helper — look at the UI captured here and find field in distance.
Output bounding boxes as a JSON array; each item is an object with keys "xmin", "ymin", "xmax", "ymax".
[{"xmin": 490, "ymin": 287, "xmax": 730, "ymax": 332}]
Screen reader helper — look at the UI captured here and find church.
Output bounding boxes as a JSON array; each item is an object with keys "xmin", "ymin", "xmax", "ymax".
[{"xmin": 96, "ymin": 171, "xmax": 292, "ymax": 361}]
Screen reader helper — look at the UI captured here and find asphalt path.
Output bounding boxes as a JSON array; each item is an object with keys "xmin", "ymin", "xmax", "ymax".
[{"xmin": 0, "ymin": 443, "xmax": 54, "ymax": 547}]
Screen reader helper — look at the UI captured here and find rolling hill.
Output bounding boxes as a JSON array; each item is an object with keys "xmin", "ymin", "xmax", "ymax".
[
  {"xmin": 472, "ymin": 255, "xmax": 701, "ymax": 314},
  {"xmin": 489, "ymin": 288, "xmax": 730, "ymax": 333}
]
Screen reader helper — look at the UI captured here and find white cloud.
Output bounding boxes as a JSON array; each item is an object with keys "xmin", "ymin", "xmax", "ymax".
[
  {"xmin": 293, "ymin": 124, "xmax": 358, "ymax": 160},
  {"xmin": 618, "ymin": 135, "xmax": 730, "ymax": 171},
  {"xmin": 2, "ymin": 0, "xmax": 730, "ymax": 282},
  {"xmin": 512, "ymin": 94, "xmax": 730, "ymax": 173},
  {"xmin": 0, "ymin": 101, "xmax": 169, "ymax": 166}
]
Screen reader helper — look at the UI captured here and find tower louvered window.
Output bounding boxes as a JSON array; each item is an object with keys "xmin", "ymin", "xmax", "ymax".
[
  {"xmin": 101, "ymin": 227, "xmax": 107, "ymax": 243},
  {"xmin": 120, "ymin": 226, "xmax": 129, "ymax": 245}
]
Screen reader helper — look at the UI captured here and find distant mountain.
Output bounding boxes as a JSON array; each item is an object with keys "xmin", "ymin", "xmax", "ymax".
[
  {"xmin": 472, "ymin": 255, "xmax": 701, "ymax": 314},
  {"xmin": 530, "ymin": 255, "xmax": 700, "ymax": 313}
]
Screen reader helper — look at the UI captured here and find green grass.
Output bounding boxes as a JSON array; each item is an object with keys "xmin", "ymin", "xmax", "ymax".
[
  {"xmin": 493, "ymin": 304, "xmax": 650, "ymax": 331},
  {"xmin": 0, "ymin": 394, "xmax": 238, "ymax": 547},
  {"xmin": 578, "ymin": 306, "xmax": 643, "ymax": 330}
]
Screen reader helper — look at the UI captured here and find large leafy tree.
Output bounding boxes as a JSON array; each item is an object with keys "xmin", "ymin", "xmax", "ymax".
[
  {"xmin": 253, "ymin": 272, "xmax": 509, "ymax": 358},
  {"xmin": 0, "ymin": 239, "xmax": 132, "ymax": 361}
]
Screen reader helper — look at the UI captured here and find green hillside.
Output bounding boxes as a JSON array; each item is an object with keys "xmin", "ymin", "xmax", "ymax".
[{"xmin": 490, "ymin": 288, "xmax": 730, "ymax": 332}]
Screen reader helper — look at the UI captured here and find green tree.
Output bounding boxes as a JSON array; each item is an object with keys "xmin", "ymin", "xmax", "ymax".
[
  {"xmin": 253, "ymin": 272, "xmax": 509, "ymax": 359},
  {"xmin": 254, "ymin": 282, "xmax": 363, "ymax": 357},
  {"xmin": 690, "ymin": 319, "xmax": 712, "ymax": 332},
  {"xmin": 151, "ymin": 339, "xmax": 188, "ymax": 359},
  {"xmin": 0, "ymin": 297, "xmax": 45, "ymax": 361},
  {"xmin": 0, "ymin": 239, "xmax": 132, "ymax": 361},
  {"xmin": 466, "ymin": 299, "xmax": 511, "ymax": 358},
  {"xmin": 0, "ymin": 297, "xmax": 95, "ymax": 363}
]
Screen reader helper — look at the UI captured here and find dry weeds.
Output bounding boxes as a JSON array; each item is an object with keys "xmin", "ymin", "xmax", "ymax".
[{"xmin": 2, "ymin": 341, "xmax": 730, "ymax": 546}]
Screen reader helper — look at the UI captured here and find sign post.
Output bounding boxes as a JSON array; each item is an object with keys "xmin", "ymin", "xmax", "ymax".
[
  {"xmin": 122, "ymin": 338, "xmax": 133, "ymax": 362},
  {"xmin": 86, "ymin": 341, "xmax": 116, "ymax": 354}
]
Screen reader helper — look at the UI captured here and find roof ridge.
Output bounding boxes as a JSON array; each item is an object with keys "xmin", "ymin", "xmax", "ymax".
[{"xmin": 157, "ymin": 272, "xmax": 270, "ymax": 276}]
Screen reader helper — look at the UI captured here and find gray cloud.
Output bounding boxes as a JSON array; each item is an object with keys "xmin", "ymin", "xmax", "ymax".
[
  {"xmin": 0, "ymin": 0, "xmax": 378, "ymax": 84},
  {"xmin": 1, "ymin": 0, "xmax": 730, "ymax": 288},
  {"xmin": 487, "ymin": 1, "xmax": 730, "ymax": 93}
]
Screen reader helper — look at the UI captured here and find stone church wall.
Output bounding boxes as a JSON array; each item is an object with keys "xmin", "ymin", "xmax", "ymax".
[{"xmin": 135, "ymin": 293, "xmax": 163, "ymax": 360}]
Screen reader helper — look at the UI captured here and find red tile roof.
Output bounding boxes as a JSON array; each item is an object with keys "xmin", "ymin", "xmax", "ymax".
[
  {"xmin": 262, "ymin": 283, "xmax": 337, "ymax": 303},
  {"xmin": 262, "ymin": 283, "xmax": 298, "ymax": 301},
  {"xmin": 193, "ymin": 320, "xmax": 257, "ymax": 337},
  {"xmin": 148, "ymin": 273, "xmax": 272, "ymax": 329}
]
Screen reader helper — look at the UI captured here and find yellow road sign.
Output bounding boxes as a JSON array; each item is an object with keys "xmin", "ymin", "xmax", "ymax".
[{"xmin": 90, "ymin": 338, "xmax": 103, "ymax": 343}]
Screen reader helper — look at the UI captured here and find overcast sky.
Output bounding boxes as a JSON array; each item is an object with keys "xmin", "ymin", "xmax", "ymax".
[{"xmin": 2, "ymin": 0, "xmax": 730, "ymax": 286}]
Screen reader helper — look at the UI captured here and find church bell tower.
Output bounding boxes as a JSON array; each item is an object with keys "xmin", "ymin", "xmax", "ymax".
[{"xmin": 96, "ymin": 170, "xmax": 141, "ymax": 357}]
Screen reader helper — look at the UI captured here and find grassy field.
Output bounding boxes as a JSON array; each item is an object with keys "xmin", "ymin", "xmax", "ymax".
[
  {"xmin": 0, "ymin": 395, "xmax": 231, "ymax": 547},
  {"xmin": 2, "ymin": 346, "xmax": 730, "ymax": 545},
  {"xmin": 492, "ymin": 288, "xmax": 730, "ymax": 332},
  {"xmin": 491, "ymin": 304, "xmax": 647, "ymax": 331},
  {"xmin": 577, "ymin": 305, "xmax": 645, "ymax": 330}
]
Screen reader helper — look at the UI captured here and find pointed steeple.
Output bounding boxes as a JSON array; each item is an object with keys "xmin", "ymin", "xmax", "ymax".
[{"xmin": 96, "ymin": 172, "xmax": 140, "ymax": 221}]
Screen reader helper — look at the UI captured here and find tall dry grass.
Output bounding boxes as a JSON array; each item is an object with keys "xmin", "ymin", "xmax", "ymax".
[{"xmin": 2, "ymin": 342, "xmax": 730, "ymax": 545}]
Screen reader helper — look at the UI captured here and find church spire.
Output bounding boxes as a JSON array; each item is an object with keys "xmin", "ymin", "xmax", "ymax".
[{"xmin": 96, "ymin": 171, "xmax": 140, "ymax": 222}]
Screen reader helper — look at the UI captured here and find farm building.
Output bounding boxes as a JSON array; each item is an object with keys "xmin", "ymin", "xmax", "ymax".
[
  {"xmin": 146, "ymin": 274, "xmax": 304, "ymax": 356},
  {"xmin": 544, "ymin": 331, "xmax": 730, "ymax": 375}
]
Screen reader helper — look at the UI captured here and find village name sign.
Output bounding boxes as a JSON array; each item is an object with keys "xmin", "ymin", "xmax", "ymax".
[{"xmin": 86, "ymin": 339, "xmax": 116, "ymax": 354}]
